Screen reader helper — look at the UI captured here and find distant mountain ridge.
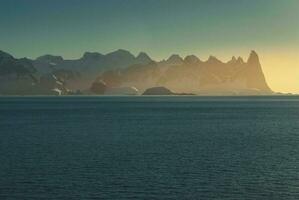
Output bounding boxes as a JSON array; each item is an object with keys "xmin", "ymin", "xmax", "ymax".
[
  {"xmin": 97, "ymin": 50, "xmax": 272, "ymax": 95},
  {"xmin": 34, "ymin": 49, "xmax": 153, "ymax": 73},
  {"xmin": 31, "ymin": 49, "xmax": 154, "ymax": 90},
  {"xmin": 0, "ymin": 49, "xmax": 273, "ymax": 95}
]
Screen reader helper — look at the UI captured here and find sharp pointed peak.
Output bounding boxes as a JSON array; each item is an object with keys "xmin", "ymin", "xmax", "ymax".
[
  {"xmin": 250, "ymin": 50, "xmax": 258, "ymax": 56},
  {"xmin": 237, "ymin": 56, "xmax": 244, "ymax": 64},
  {"xmin": 249, "ymin": 50, "xmax": 259, "ymax": 59},
  {"xmin": 227, "ymin": 56, "xmax": 237, "ymax": 64},
  {"xmin": 227, "ymin": 56, "xmax": 245, "ymax": 65},
  {"xmin": 247, "ymin": 50, "xmax": 260, "ymax": 64}
]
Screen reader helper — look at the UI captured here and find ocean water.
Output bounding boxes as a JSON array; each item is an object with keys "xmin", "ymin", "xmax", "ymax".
[{"xmin": 0, "ymin": 96, "xmax": 299, "ymax": 199}]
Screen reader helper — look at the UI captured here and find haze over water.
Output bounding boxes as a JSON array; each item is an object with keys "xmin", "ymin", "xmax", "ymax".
[{"xmin": 1, "ymin": 96, "xmax": 298, "ymax": 199}]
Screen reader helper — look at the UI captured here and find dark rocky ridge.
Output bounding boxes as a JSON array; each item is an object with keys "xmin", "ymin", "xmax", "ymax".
[{"xmin": 0, "ymin": 51, "xmax": 68, "ymax": 95}]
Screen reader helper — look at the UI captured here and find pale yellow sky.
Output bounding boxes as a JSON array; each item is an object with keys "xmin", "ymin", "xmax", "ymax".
[
  {"xmin": 188, "ymin": 48, "xmax": 299, "ymax": 94},
  {"xmin": 261, "ymin": 49, "xmax": 299, "ymax": 94}
]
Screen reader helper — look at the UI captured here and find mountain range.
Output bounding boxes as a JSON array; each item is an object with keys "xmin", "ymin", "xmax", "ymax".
[
  {"xmin": 96, "ymin": 50, "xmax": 272, "ymax": 95},
  {"xmin": 0, "ymin": 49, "xmax": 273, "ymax": 95}
]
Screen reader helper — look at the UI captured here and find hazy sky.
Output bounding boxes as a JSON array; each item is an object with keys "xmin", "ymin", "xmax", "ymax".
[{"xmin": 0, "ymin": 0, "xmax": 298, "ymax": 93}]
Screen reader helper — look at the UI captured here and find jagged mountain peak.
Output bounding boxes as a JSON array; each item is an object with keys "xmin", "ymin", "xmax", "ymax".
[
  {"xmin": 250, "ymin": 50, "xmax": 258, "ymax": 56},
  {"xmin": 0, "ymin": 49, "xmax": 273, "ymax": 95},
  {"xmin": 227, "ymin": 56, "xmax": 237, "ymax": 64},
  {"xmin": 227, "ymin": 56, "xmax": 245, "ymax": 65},
  {"xmin": 247, "ymin": 50, "xmax": 259, "ymax": 64},
  {"xmin": 237, "ymin": 57, "xmax": 244, "ymax": 64}
]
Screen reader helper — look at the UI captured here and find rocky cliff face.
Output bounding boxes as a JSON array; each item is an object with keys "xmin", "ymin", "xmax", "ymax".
[
  {"xmin": 244, "ymin": 51, "xmax": 271, "ymax": 92},
  {"xmin": 0, "ymin": 51, "xmax": 36, "ymax": 95},
  {"xmin": 0, "ymin": 51, "xmax": 69, "ymax": 95}
]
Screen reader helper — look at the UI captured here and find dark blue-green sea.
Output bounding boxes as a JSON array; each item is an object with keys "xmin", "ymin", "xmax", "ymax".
[{"xmin": 0, "ymin": 96, "xmax": 299, "ymax": 199}]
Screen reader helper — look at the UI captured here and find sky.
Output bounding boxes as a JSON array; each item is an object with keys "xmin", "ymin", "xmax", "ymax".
[{"xmin": 0, "ymin": 0, "xmax": 298, "ymax": 93}]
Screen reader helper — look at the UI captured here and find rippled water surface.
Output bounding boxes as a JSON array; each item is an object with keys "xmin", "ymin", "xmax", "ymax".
[{"xmin": 0, "ymin": 96, "xmax": 299, "ymax": 199}]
